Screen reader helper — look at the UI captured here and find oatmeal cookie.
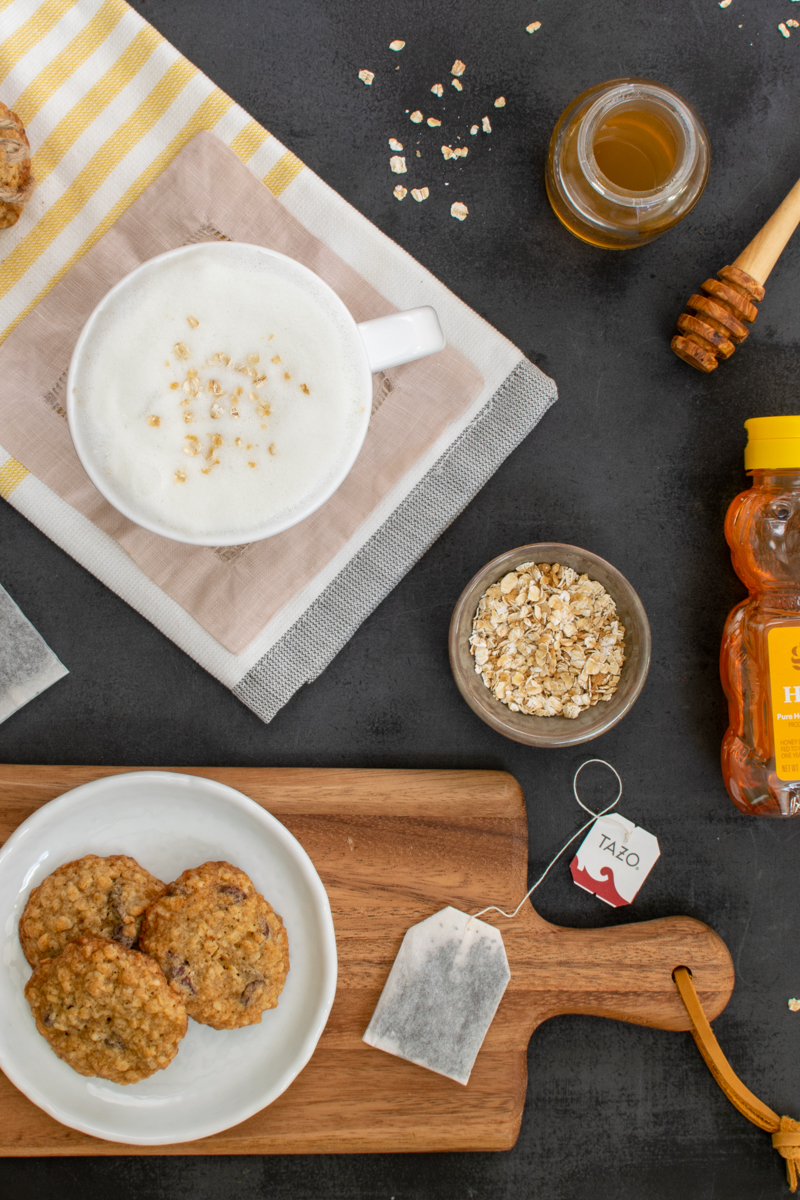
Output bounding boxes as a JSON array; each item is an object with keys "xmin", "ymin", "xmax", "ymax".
[
  {"xmin": 25, "ymin": 936, "xmax": 187, "ymax": 1084},
  {"xmin": 19, "ymin": 854, "xmax": 165, "ymax": 967},
  {"xmin": 139, "ymin": 861, "xmax": 289, "ymax": 1030}
]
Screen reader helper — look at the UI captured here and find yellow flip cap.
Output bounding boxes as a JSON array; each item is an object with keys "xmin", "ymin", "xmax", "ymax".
[{"xmin": 744, "ymin": 416, "xmax": 800, "ymax": 470}]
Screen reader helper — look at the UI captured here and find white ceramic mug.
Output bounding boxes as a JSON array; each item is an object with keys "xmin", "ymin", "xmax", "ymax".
[{"xmin": 67, "ymin": 241, "xmax": 445, "ymax": 546}]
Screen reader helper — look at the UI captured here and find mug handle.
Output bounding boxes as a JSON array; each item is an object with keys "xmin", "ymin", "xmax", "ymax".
[{"xmin": 356, "ymin": 306, "xmax": 445, "ymax": 373}]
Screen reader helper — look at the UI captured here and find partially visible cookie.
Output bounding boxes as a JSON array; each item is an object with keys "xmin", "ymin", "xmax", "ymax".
[
  {"xmin": 19, "ymin": 854, "xmax": 165, "ymax": 967},
  {"xmin": 25, "ymin": 936, "xmax": 187, "ymax": 1084},
  {"xmin": 0, "ymin": 101, "xmax": 33, "ymax": 230},
  {"xmin": 139, "ymin": 861, "xmax": 289, "ymax": 1030}
]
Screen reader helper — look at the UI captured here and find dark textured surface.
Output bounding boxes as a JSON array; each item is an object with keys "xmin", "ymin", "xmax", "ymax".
[{"xmin": 2, "ymin": 0, "xmax": 800, "ymax": 1195}]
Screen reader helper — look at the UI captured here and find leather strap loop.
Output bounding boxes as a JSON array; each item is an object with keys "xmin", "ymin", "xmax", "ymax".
[{"xmin": 673, "ymin": 966, "xmax": 800, "ymax": 1192}]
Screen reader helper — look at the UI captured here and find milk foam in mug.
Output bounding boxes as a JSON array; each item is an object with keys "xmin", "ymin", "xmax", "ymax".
[{"xmin": 67, "ymin": 242, "xmax": 445, "ymax": 545}]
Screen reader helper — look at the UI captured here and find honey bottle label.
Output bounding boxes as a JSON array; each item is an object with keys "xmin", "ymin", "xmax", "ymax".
[{"xmin": 767, "ymin": 625, "xmax": 800, "ymax": 780}]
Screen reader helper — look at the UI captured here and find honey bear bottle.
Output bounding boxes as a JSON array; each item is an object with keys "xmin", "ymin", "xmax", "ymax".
[{"xmin": 722, "ymin": 417, "xmax": 800, "ymax": 815}]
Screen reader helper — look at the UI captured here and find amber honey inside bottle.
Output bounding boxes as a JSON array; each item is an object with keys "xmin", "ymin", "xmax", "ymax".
[
  {"xmin": 545, "ymin": 79, "xmax": 710, "ymax": 249},
  {"xmin": 592, "ymin": 106, "xmax": 678, "ymax": 192}
]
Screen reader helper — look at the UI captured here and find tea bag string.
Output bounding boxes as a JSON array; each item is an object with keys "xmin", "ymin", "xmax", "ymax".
[{"xmin": 472, "ymin": 758, "xmax": 622, "ymax": 920}]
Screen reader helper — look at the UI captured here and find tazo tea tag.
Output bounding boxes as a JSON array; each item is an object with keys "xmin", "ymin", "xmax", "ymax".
[{"xmin": 570, "ymin": 814, "xmax": 659, "ymax": 908}]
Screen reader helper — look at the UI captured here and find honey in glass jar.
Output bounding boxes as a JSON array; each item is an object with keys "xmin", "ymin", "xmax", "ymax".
[
  {"xmin": 722, "ymin": 417, "xmax": 800, "ymax": 816},
  {"xmin": 545, "ymin": 78, "xmax": 710, "ymax": 249}
]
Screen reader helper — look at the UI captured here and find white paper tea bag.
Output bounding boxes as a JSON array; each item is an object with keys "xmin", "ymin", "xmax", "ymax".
[
  {"xmin": 0, "ymin": 583, "xmax": 68, "ymax": 724},
  {"xmin": 363, "ymin": 906, "xmax": 510, "ymax": 1085}
]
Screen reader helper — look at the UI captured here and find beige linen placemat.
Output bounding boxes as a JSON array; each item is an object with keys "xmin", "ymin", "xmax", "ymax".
[
  {"xmin": 0, "ymin": 132, "xmax": 485, "ymax": 655},
  {"xmin": 0, "ymin": 0, "xmax": 558, "ymax": 723}
]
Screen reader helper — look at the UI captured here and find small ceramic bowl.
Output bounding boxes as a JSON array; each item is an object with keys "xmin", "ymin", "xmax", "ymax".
[{"xmin": 448, "ymin": 543, "xmax": 651, "ymax": 748}]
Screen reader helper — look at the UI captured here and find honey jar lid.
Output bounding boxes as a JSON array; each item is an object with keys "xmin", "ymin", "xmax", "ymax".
[{"xmin": 744, "ymin": 416, "xmax": 800, "ymax": 469}]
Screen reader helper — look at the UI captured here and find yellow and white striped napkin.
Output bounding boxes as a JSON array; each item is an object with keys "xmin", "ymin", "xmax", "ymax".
[{"xmin": 0, "ymin": 0, "xmax": 557, "ymax": 723}]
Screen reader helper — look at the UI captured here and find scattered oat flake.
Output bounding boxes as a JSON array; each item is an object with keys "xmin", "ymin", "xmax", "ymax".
[
  {"xmin": 779, "ymin": 21, "xmax": 790, "ymax": 35},
  {"xmin": 393, "ymin": 184, "xmax": 408, "ymax": 200},
  {"xmin": 455, "ymin": 147, "xmax": 468, "ymax": 157},
  {"xmin": 427, "ymin": 117, "xmax": 441, "ymax": 127},
  {"xmin": 390, "ymin": 155, "xmax": 407, "ymax": 173},
  {"xmin": 482, "ymin": 116, "xmax": 492, "ymax": 133},
  {"xmin": 442, "ymin": 145, "xmax": 455, "ymax": 159},
  {"xmin": 451, "ymin": 59, "xmax": 465, "ymax": 76},
  {"xmin": 526, "ymin": 21, "xmax": 541, "ymax": 32},
  {"xmin": 411, "ymin": 186, "xmax": 430, "ymax": 202},
  {"xmin": 416, "ymin": 150, "xmax": 421, "ymax": 157},
  {"xmin": 269, "ymin": 443, "xmax": 277, "ymax": 455},
  {"xmin": 389, "ymin": 39, "xmax": 405, "ymax": 50},
  {"xmin": 147, "ymin": 414, "xmax": 160, "ymax": 427},
  {"xmin": 789, "ymin": 19, "xmax": 799, "ymax": 26},
  {"xmin": 300, "ymin": 383, "xmax": 310, "ymax": 394},
  {"xmin": 410, "ymin": 110, "xmax": 423, "ymax": 123},
  {"xmin": 431, "ymin": 83, "xmax": 444, "ymax": 96},
  {"xmin": 494, "ymin": 96, "xmax": 506, "ymax": 108},
  {"xmin": 358, "ymin": 69, "xmax": 375, "ymax": 85},
  {"xmin": 719, "ymin": 0, "xmax": 731, "ymax": 6},
  {"xmin": 470, "ymin": 124, "xmax": 479, "ymax": 135},
  {"xmin": 451, "ymin": 78, "xmax": 463, "ymax": 91},
  {"xmin": 790, "ymin": 998, "xmax": 800, "ymax": 1011},
  {"xmin": 174, "ymin": 470, "xmax": 186, "ymax": 483},
  {"xmin": 451, "ymin": 201, "xmax": 469, "ymax": 221},
  {"xmin": 389, "ymin": 137, "xmax": 404, "ymax": 150},
  {"xmin": 187, "ymin": 315, "xmax": 199, "ymax": 328}
]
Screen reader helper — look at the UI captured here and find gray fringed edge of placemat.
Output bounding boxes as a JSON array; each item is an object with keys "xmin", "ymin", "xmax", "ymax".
[{"xmin": 233, "ymin": 357, "xmax": 557, "ymax": 724}]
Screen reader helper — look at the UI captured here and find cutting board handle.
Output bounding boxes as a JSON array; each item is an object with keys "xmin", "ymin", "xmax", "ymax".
[{"xmin": 536, "ymin": 914, "xmax": 734, "ymax": 1031}]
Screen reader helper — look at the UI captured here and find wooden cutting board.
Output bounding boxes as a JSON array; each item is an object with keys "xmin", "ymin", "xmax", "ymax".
[{"xmin": 0, "ymin": 765, "xmax": 734, "ymax": 1156}]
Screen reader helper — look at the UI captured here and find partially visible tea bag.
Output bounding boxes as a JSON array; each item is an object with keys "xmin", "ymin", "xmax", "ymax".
[{"xmin": 0, "ymin": 583, "xmax": 68, "ymax": 723}]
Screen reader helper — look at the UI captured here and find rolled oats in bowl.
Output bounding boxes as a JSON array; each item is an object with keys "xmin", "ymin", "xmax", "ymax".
[{"xmin": 469, "ymin": 562, "xmax": 626, "ymax": 719}]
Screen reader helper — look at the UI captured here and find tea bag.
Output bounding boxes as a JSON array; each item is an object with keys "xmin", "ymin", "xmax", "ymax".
[
  {"xmin": 364, "ymin": 760, "xmax": 634, "ymax": 1084},
  {"xmin": 363, "ymin": 907, "xmax": 510, "ymax": 1084},
  {"xmin": 0, "ymin": 583, "xmax": 68, "ymax": 723}
]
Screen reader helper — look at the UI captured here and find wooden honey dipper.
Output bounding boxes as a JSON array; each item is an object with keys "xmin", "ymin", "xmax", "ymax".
[{"xmin": 672, "ymin": 175, "xmax": 800, "ymax": 372}]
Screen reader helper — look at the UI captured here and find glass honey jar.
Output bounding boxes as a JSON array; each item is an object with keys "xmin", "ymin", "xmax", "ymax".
[
  {"xmin": 545, "ymin": 78, "xmax": 710, "ymax": 249},
  {"xmin": 722, "ymin": 418, "xmax": 800, "ymax": 816}
]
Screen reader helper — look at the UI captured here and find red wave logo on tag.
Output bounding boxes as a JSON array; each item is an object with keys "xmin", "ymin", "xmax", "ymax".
[{"xmin": 569, "ymin": 858, "xmax": 629, "ymax": 908}]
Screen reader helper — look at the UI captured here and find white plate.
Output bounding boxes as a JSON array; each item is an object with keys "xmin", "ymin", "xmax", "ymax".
[{"xmin": 0, "ymin": 771, "xmax": 337, "ymax": 1146}]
